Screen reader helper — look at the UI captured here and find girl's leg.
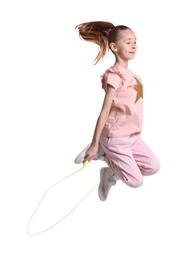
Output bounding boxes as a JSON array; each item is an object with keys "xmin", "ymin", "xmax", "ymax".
[
  {"xmin": 100, "ymin": 135, "xmax": 144, "ymax": 188},
  {"xmin": 131, "ymin": 138, "xmax": 160, "ymax": 176}
]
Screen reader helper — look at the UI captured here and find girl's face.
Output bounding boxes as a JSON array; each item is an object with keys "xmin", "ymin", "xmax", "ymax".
[{"xmin": 110, "ymin": 29, "xmax": 137, "ymax": 62}]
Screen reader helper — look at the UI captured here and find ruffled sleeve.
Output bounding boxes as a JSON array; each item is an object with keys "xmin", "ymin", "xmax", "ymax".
[{"xmin": 101, "ymin": 67, "xmax": 125, "ymax": 92}]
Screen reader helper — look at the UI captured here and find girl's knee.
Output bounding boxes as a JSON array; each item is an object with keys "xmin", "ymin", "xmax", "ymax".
[
  {"xmin": 143, "ymin": 157, "xmax": 160, "ymax": 176},
  {"xmin": 122, "ymin": 175, "xmax": 144, "ymax": 188},
  {"xmin": 150, "ymin": 158, "xmax": 160, "ymax": 174},
  {"xmin": 132, "ymin": 177, "xmax": 144, "ymax": 188}
]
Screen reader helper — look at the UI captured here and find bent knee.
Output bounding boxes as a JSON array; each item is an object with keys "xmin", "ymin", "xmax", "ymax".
[
  {"xmin": 150, "ymin": 159, "xmax": 161, "ymax": 174},
  {"xmin": 132, "ymin": 177, "xmax": 144, "ymax": 188},
  {"xmin": 122, "ymin": 176, "xmax": 144, "ymax": 188},
  {"xmin": 143, "ymin": 158, "xmax": 161, "ymax": 176},
  {"xmin": 155, "ymin": 159, "xmax": 161, "ymax": 172}
]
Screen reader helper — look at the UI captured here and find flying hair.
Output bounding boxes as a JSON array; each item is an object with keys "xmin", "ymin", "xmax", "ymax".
[
  {"xmin": 75, "ymin": 21, "xmax": 131, "ymax": 64},
  {"xmin": 75, "ymin": 21, "xmax": 115, "ymax": 64}
]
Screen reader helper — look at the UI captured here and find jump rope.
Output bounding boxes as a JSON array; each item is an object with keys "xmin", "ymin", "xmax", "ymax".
[{"xmin": 27, "ymin": 160, "xmax": 98, "ymax": 236}]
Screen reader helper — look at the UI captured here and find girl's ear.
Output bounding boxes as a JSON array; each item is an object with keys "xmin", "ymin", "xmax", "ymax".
[{"xmin": 110, "ymin": 42, "xmax": 118, "ymax": 52}]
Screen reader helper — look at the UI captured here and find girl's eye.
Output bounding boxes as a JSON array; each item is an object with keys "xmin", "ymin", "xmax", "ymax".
[{"xmin": 126, "ymin": 41, "xmax": 137, "ymax": 45}]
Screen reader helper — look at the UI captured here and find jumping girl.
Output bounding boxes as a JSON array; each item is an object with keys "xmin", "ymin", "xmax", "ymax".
[{"xmin": 74, "ymin": 21, "xmax": 160, "ymax": 201}]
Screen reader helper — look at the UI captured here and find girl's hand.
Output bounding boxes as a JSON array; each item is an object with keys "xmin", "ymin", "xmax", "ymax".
[{"xmin": 83, "ymin": 144, "xmax": 98, "ymax": 163}]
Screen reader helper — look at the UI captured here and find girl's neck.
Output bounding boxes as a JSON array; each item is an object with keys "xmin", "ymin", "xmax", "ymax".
[{"xmin": 114, "ymin": 60, "xmax": 129, "ymax": 69}]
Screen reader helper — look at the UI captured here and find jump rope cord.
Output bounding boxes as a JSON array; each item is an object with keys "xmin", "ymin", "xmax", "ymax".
[{"xmin": 27, "ymin": 161, "xmax": 98, "ymax": 236}]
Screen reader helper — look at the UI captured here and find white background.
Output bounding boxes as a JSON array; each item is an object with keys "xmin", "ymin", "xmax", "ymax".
[{"xmin": 1, "ymin": 0, "xmax": 188, "ymax": 259}]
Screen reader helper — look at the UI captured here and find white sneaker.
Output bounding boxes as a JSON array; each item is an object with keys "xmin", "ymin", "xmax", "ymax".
[
  {"xmin": 98, "ymin": 167, "xmax": 116, "ymax": 201},
  {"xmin": 74, "ymin": 143, "xmax": 105, "ymax": 164}
]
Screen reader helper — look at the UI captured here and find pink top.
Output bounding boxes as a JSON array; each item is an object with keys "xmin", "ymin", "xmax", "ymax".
[{"xmin": 101, "ymin": 65, "xmax": 143, "ymax": 137}]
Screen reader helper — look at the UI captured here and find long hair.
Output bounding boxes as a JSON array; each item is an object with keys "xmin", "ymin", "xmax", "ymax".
[{"xmin": 75, "ymin": 21, "xmax": 130, "ymax": 64}]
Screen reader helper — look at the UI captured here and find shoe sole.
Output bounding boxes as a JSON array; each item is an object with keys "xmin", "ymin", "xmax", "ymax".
[
  {"xmin": 74, "ymin": 144, "xmax": 90, "ymax": 164},
  {"xmin": 74, "ymin": 144, "xmax": 105, "ymax": 164},
  {"xmin": 98, "ymin": 168, "xmax": 107, "ymax": 201},
  {"xmin": 98, "ymin": 168, "xmax": 116, "ymax": 201}
]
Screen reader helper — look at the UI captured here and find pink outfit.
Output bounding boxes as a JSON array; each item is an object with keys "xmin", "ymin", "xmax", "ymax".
[
  {"xmin": 100, "ymin": 65, "xmax": 160, "ymax": 186},
  {"xmin": 100, "ymin": 134, "xmax": 160, "ymax": 187},
  {"xmin": 101, "ymin": 66, "xmax": 143, "ymax": 137}
]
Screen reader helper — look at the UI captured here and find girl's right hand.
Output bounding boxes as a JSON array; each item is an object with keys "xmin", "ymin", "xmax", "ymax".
[{"xmin": 83, "ymin": 144, "xmax": 98, "ymax": 163}]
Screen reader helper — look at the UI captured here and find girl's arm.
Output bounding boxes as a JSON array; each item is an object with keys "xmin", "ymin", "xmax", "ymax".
[{"xmin": 84, "ymin": 85, "xmax": 115, "ymax": 162}]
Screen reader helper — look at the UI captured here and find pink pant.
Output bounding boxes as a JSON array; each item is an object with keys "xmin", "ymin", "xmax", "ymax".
[{"xmin": 100, "ymin": 134, "xmax": 160, "ymax": 188}]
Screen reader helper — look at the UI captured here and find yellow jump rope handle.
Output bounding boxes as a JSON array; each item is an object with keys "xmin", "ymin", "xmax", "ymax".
[{"xmin": 83, "ymin": 160, "xmax": 89, "ymax": 167}]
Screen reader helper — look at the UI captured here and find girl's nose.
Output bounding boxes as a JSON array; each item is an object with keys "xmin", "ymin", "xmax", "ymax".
[{"xmin": 132, "ymin": 44, "xmax": 136, "ymax": 49}]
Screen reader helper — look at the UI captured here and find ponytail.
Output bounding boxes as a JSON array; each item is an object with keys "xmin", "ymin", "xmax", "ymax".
[{"xmin": 75, "ymin": 21, "xmax": 115, "ymax": 64}]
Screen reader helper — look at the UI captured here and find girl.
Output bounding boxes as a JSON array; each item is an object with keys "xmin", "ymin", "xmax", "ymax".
[{"xmin": 74, "ymin": 21, "xmax": 160, "ymax": 201}]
